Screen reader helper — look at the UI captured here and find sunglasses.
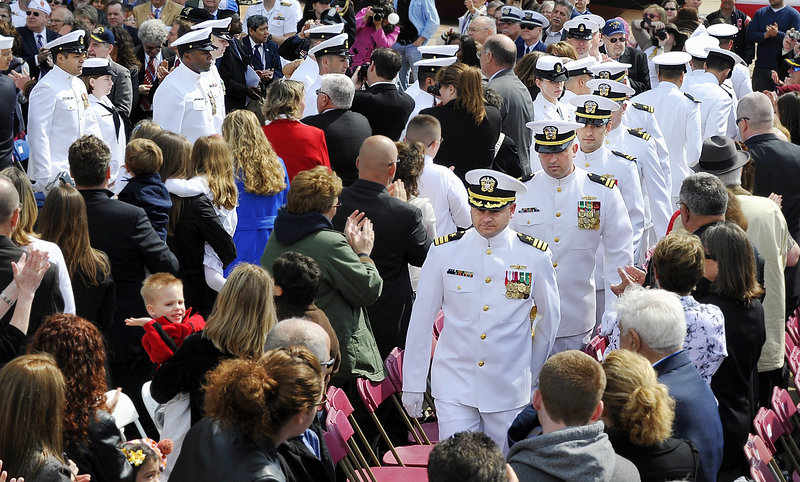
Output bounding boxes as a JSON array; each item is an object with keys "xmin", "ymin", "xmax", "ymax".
[
  {"xmin": 606, "ymin": 37, "xmax": 624, "ymax": 43},
  {"xmin": 521, "ymin": 24, "xmax": 539, "ymax": 30},
  {"xmin": 664, "ymin": 6, "xmax": 677, "ymax": 10},
  {"xmin": 26, "ymin": 10, "xmax": 41, "ymax": 16},
  {"xmin": 645, "ymin": 13, "xmax": 658, "ymax": 19},
  {"xmin": 498, "ymin": 19, "xmax": 517, "ymax": 24}
]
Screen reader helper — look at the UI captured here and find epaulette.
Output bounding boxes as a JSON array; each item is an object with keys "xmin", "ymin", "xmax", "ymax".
[
  {"xmin": 631, "ymin": 102, "xmax": 654, "ymax": 113},
  {"xmin": 588, "ymin": 172, "xmax": 616, "ymax": 188},
  {"xmin": 281, "ymin": 1, "xmax": 292, "ymax": 5},
  {"xmin": 434, "ymin": 230, "xmax": 467, "ymax": 246},
  {"xmin": 517, "ymin": 232, "xmax": 549, "ymax": 251},
  {"xmin": 611, "ymin": 150, "xmax": 637, "ymax": 162},
  {"xmin": 518, "ymin": 172, "xmax": 535, "ymax": 183},
  {"xmin": 627, "ymin": 128, "xmax": 651, "ymax": 141},
  {"xmin": 684, "ymin": 92, "xmax": 701, "ymax": 103}
]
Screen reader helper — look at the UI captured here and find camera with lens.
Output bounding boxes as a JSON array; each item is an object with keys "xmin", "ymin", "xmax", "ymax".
[
  {"xmin": 371, "ymin": 5, "xmax": 390, "ymax": 21},
  {"xmin": 789, "ymin": 30, "xmax": 800, "ymax": 41},
  {"xmin": 357, "ymin": 63, "xmax": 370, "ymax": 81},
  {"xmin": 427, "ymin": 83, "xmax": 441, "ymax": 96},
  {"xmin": 654, "ymin": 29, "xmax": 667, "ymax": 41}
]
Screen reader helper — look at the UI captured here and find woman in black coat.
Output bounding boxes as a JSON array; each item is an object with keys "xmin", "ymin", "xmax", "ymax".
[
  {"xmin": 699, "ymin": 222, "xmax": 766, "ymax": 482},
  {"xmin": 420, "ymin": 63, "xmax": 502, "ymax": 183}
]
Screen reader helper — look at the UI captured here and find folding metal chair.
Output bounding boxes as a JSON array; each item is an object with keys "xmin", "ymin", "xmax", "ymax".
[
  {"xmin": 105, "ymin": 390, "xmax": 146, "ymax": 438},
  {"xmin": 789, "ymin": 316, "xmax": 800, "ymax": 346},
  {"xmin": 790, "ymin": 347, "xmax": 800, "ymax": 377},
  {"xmin": 327, "ymin": 386, "xmax": 381, "ymax": 467},
  {"xmin": 383, "ymin": 348, "xmax": 437, "ymax": 444},
  {"xmin": 324, "ymin": 408, "xmax": 429, "ymax": 482},
  {"xmin": 582, "ymin": 335, "xmax": 608, "ymax": 362},
  {"xmin": 787, "ymin": 333, "xmax": 797, "ymax": 370},
  {"xmin": 356, "ymin": 377, "xmax": 435, "ymax": 467},
  {"xmin": 745, "ymin": 433, "xmax": 787, "ymax": 482},
  {"xmin": 755, "ymin": 407, "xmax": 800, "ymax": 474}
]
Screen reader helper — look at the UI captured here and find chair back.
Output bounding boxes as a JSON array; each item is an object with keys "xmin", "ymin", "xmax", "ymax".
[
  {"xmin": 787, "ymin": 332, "xmax": 796, "ymax": 366},
  {"xmin": 755, "ymin": 408, "xmax": 785, "ymax": 454},
  {"xmin": 323, "ymin": 408, "xmax": 350, "ymax": 465},
  {"xmin": 790, "ymin": 346, "xmax": 800, "ymax": 375},
  {"xmin": 789, "ymin": 316, "xmax": 800, "ymax": 346},
  {"xmin": 433, "ymin": 311, "xmax": 444, "ymax": 339},
  {"xmin": 583, "ymin": 335, "xmax": 608, "ymax": 362},
  {"xmin": 384, "ymin": 348, "xmax": 404, "ymax": 392},
  {"xmin": 772, "ymin": 386, "xmax": 797, "ymax": 434},
  {"xmin": 328, "ymin": 386, "xmax": 356, "ymax": 417},
  {"xmin": 356, "ymin": 377, "xmax": 396, "ymax": 414}
]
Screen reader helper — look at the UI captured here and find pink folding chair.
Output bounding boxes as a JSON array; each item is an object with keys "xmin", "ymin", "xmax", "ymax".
[
  {"xmin": 327, "ymin": 386, "xmax": 381, "ymax": 467},
  {"xmin": 356, "ymin": 377, "xmax": 435, "ymax": 467},
  {"xmin": 787, "ymin": 333, "xmax": 797, "ymax": 370},
  {"xmin": 431, "ymin": 311, "xmax": 444, "ymax": 359},
  {"xmin": 582, "ymin": 335, "xmax": 608, "ymax": 362},
  {"xmin": 745, "ymin": 433, "xmax": 787, "ymax": 482},
  {"xmin": 772, "ymin": 387, "xmax": 800, "ymax": 435},
  {"xmin": 324, "ymin": 408, "xmax": 429, "ymax": 482},
  {"xmin": 789, "ymin": 316, "xmax": 800, "ymax": 346},
  {"xmin": 790, "ymin": 347, "xmax": 800, "ymax": 376},
  {"xmin": 755, "ymin": 408, "xmax": 800, "ymax": 473},
  {"xmin": 383, "ymin": 348, "xmax": 438, "ymax": 444}
]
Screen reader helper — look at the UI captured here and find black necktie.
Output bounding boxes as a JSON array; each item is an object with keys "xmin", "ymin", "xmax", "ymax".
[
  {"xmin": 98, "ymin": 102, "xmax": 121, "ymax": 140},
  {"xmin": 252, "ymin": 43, "xmax": 264, "ymax": 70}
]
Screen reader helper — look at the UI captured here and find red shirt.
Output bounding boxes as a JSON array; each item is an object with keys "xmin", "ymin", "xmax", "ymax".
[{"xmin": 262, "ymin": 119, "xmax": 331, "ymax": 182}]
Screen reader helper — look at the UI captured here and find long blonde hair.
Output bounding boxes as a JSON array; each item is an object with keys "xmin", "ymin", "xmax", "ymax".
[
  {"xmin": 203, "ymin": 264, "xmax": 277, "ymax": 358},
  {"xmin": 1, "ymin": 167, "xmax": 39, "ymax": 247},
  {"xmin": 222, "ymin": 110, "xmax": 287, "ymax": 196},
  {"xmin": 189, "ymin": 136, "xmax": 238, "ymax": 211}
]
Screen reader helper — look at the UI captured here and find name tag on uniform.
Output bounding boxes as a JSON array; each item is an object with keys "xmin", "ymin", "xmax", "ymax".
[
  {"xmin": 505, "ymin": 270, "xmax": 531, "ymax": 299},
  {"xmin": 518, "ymin": 207, "xmax": 539, "ymax": 213},
  {"xmin": 446, "ymin": 269, "xmax": 473, "ymax": 278},
  {"xmin": 578, "ymin": 200, "xmax": 601, "ymax": 229},
  {"xmin": 192, "ymin": 98, "xmax": 206, "ymax": 110}
]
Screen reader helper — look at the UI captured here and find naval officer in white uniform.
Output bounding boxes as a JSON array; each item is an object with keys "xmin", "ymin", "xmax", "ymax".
[{"xmin": 402, "ymin": 168, "xmax": 560, "ymax": 454}]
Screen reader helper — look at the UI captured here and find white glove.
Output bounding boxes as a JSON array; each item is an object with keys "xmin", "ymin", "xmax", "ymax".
[{"xmin": 402, "ymin": 391, "xmax": 425, "ymax": 418}]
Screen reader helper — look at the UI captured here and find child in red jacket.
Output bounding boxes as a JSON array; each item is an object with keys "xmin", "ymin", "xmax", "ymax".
[{"xmin": 125, "ymin": 273, "xmax": 205, "ymax": 365}]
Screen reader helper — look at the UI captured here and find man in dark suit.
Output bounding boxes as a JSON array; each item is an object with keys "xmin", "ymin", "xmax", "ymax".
[
  {"xmin": 331, "ymin": 136, "xmax": 431, "ymax": 357},
  {"xmin": 351, "ymin": 48, "xmax": 414, "ymax": 141},
  {"xmin": 70, "ymin": 135, "xmax": 178, "ymax": 435},
  {"xmin": 130, "ymin": 19, "xmax": 175, "ymax": 124},
  {"xmin": 616, "ymin": 287, "xmax": 723, "ymax": 482},
  {"xmin": 0, "ymin": 175, "xmax": 63, "ymax": 338},
  {"xmin": 106, "ymin": 1, "xmax": 141, "ymax": 47},
  {"xmin": 16, "ymin": 0, "xmax": 59, "ymax": 78},
  {"xmin": 240, "ymin": 14, "xmax": 282, "ymax": 123},
  {"xmin": 600, "ymin": 18, "xmax": 650, "ymax": 94},
  {"xmin": 303, "ymin": 73, "xmax": 371, "ymax": 186},
  {"xmin": 217, "ymin": 29, "xmax": 252, "ymax": 111}
]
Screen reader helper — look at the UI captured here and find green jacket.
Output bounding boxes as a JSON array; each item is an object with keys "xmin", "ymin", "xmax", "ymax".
[{"xmin": 262, "ymin": 227, "xmax": 385, "ymax": 383}]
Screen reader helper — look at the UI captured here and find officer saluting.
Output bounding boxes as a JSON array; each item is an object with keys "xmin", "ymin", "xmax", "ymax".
[
  {"xmin": 402, "ymin": 169, "xmax": 560, "ymax": 454},
  {"xmin": 27, "ymin": 30, "xmax": 101, "ymax": 191},
  {"xmin": 153, "ymin": 27, "xmax": 218, "ymax": 144},
  {"xmin": 512, "ymin": 120, "xmax": 633, "ymax": 352}
]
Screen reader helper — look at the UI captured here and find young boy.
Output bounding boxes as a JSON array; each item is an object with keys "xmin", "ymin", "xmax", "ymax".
[
  {"xmin": 118, "ymin": 138, "xmax": 172, "ymax": 241},
  {"xmin": 126, "ymin": 272, "xmax": 205, "ymax": 365}
]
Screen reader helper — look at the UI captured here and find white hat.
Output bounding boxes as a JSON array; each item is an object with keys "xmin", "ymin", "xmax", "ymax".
[
  {"xmin": 308, "ymin": 32, "xmax": 349, "ymax": 58},
  {"xmin": 564, "ymin": 18, "xmax": 599, "ymax": 39},
  {"xmin": 414, "ymin": 56, "xmax": 457, "ymax": 74},
  {"xmin": 0, "ymin": 36, "xmax": 13, "ymax": 50},
  {"xmin": 465, "ymin": 169, "xmax": 526, "ymax": 210},
  {"xmin": 570, "ymin": 94, "xmax": 620, "ymax": 124},
  {"xmin": 684, "ymin": 35, "xmax": 719, "ymax": 59},
  {"xmin": 534, "ymin": 55, "xmax": 569, "ymax": 81},
  {"xmin": 306, "ymin": 23, "xmax": 345, "ymax": 40},
  {"xmin": 526, "ymin": 120, "xmax": 584, "ymax": 153},
  {"xmin": 521, "ymin": 10, "xmax": 549, "ymax": 30},
  {"xmin": 652, "ymin": 51, "xmax": 691, "ymax": 68},
  {"xmin": 588, "ymin": 61, "xmax": 631, "ymax": 81},
  {"xmin": 170, "ymin": 27, "xmax": 216, "ymax": 51},
  {"xmin": 499, "ymin": 5, "xmax": 524, "ymax": 22},
  {"xmin": 587, "ymin": 78, "xmax": 635, "ymax": 101},
  {"xmin": 44, "ymin": 29, "xmax": 87, "ymax": 53},
  {"xmin": 27, "ymin": 0, "xmax": 51, "ymax": 15},
  {"xmin": 418, "ymin": 44, "xmax": 459, "ymax": 59},
  {"xmin": 565, "ymin": 57, "xmax": 596, "ymax": 76},
  {"xmin": 81, "ymin": 57, "xmax": 112, "ymax": 76},
  {"xmin": 192, "ymin": 17, "xmax": 232, "ymax": 39},
  {"xmin": 707, "ymin": 23, "xmax": 739, "ymax": 38},
  {"xmin": 575, "ymin": 14, "xmax": 606, "ymax": 30},
  {"xmin": 706, "ymin": 47, "xmax": 744, "ymax": 65}
]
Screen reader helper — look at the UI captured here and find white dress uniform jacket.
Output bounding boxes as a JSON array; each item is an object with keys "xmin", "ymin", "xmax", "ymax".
[
  {"xmin": 418, "ymin": 155, "xmax": 471, "ymax": 236},
  {"xmin": 681, "ymin": 70, "xmax": 733, "ymax": 140},
  {"xmin": 402, "ymin": 226, "xmax": 561, "ymax": 412},
  {"xmin": 27, "ymin": 65, "xmax": 102, "ymax": 189},
  {"xmin": 621, "ymin": 102, "xmax": 672, "ymax": 193},
  {"xmin": 201, "ymin": 65, "xmax": 227, "ymax": 134},
  {"xmin": 629, "ymin": 81, "xmax": 702, "ymax": 202},
  {"xmin": 153, "ymin": 62, "xmax": 218, "ymax": 145},
  {"xmin": 728, "ymin": 63, "xmax": 753, "ymax": 101},
  {"xmin": 533, "ymin": 93, "xmax": 570, "ymax": 122},
  {"xmin": 680, "ymin": 67, "xmax": 706, "ymax": 92},
  {"xmin": 87, "ymin": 94, "xmax": 126, "ymax": 188},
  {"xmin": 510, "ymin": 167, "xmax": 634, "ymax": 337},
  {"xmin": 243, "ymin": 0, "xmax": 300, "ymax": 37},
  {"xmin": 605, "ymin": 124, "xmax": 672, "ymax": 248}
]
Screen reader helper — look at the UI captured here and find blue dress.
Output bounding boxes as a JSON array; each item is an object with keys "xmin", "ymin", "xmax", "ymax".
[{"xmin": 224, "ymin": 157, "xmax": 290, "ymax": 276}]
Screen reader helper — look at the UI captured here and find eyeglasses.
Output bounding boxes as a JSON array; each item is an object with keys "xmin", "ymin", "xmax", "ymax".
[
  {"xmin": 321, "ymin": 357, "xmax": 335, "ymax": 369},
  {"xmin": 520, "ymin": 24, "xmax": 539, "ymax": 30},
  {"xmin": 315, "ymin": 89, "xmax": 330, "ymax": 97},
  {"xmin": 664, "ymin": 6, "xmax": 677, "ymax": 10},
  {"xmin": 674, "ymin": 200, "xmax": 685, "ymax": 210},
  {"xmin": 645, "ymin": 13, "xmax": 658, "ymax": 19},
  {"xmin": 467, "ymin": 26, "xmax": 489, "ymax": 32},
  {"xmin": 704, "ymin": 252, "xmax": 716, "ymax": 261},
  {"xmin": 26, "ymin": 10, "xmax": 41, "ymax": 16},
  {"xmin": 314, "ymin": 392, "xmax": 328, "ymax": 411},
  {"xmin": 735, "ymin": 116, "xmax": 749, "ymax": 125},
  {"xmin": 606, "ymin": 37, "xmax": 625, "ymax": 43},
  {"xmin": 333, "ymin": 202, "xmax": 342, "ymax": 209},
  {"xmin": 427, "ymin": 137, "xmax": 443, "ymax": 147},
  {"xmin": 497, "ymin": 19, "xmax": 517, "ymax": 25}
]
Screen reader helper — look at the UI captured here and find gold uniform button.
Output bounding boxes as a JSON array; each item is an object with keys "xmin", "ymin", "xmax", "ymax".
[
  {"xmin": 585, "ymin": 162, "xmax": 590, "ymax": 167},
  {"xmin": 554, "ymin": 237, "xmax": 560, "ymax": 243},
  {"xmin": 526, "ymin": 220, "xmax": 531, "ymax": 224},
  {"xmin": 553, "ymin": 262, "xmax": 558, "ymax": 268},
  {"xmin": 483, "ymin": 305, "xmax": 489, "ymax": 311},
  {"xmin": 478, "ymin": 360, "xmax": 485, "ymax": 367},
  {"xmin": 486, "ymin": 249, "xmax": 492, "ymax": 255},
  {"xmin": 457, "ymin": 285, "xmax": 461, "ymax": 290},
  {"xmin": 480, "ymin": 333, "xmax": 487, "ymax": 340},
  {"xmin": 485, "ymin": 277, "xmax": 491, "ymax": 283},
  {"xmin": 555, "ymin": 212, "xmax": 561, "ymax": 218},
  {"xmin": 557, "ymin": 187, "xmax": 562, "ymax": 192}
]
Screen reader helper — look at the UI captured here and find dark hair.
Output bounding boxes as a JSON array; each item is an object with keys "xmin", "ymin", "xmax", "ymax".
[
  {"xmin": 370, "ymin": 47, "xmax": 402, "ymax": 80},
  {"xmin": 427, "ymin": 431, "xmax": 507, "ymax": 482},
  {"xmin": 68, "ymin": 135, "xmax": 111, "ymax": 187},
  {"xmin": 705, "ymin": 54, "xmax": 733, "ymax": 74},
  {"xmin": 247, "ymin": 14, "xmax": 268, "ymax": 31},
  {"xmin": 394, "ymin": 141, "xmax": 425, "ymax": 198},
  {"xmin": 778, "ymin": 92, "xmax": 800, "ymax": 146},
  {"xmin": 701, "ymin": 222, "xmax": 764, "ymax": 303},
  {"xmin": 111, "ymin": 25, "xmax": 142, "ymax": 71},
  {"xmin": 271, "ymin": 252, "xmax": 322, "ymax": 307},
  {"xmin": 455, "ymin": 34, "xmax": 480, "ymax": 67}
]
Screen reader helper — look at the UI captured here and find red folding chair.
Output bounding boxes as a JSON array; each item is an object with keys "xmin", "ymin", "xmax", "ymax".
[
  {"xmin": 356, "ymin": 377, "xmax": 435, "ymax": 467},
  {"xmin": 431, "ymin": 311, "xmax": 444, "ymax": 359},
  {"xmin": 790, "ymin": 347, "xmax": 800, "ymax": 377},
  {"xmin": 324, "ymin": 408, "xmax": 429, "ymax": 482},
  {"xmin": 326, "ymin": 386, "xmax": 382, "ymax": 467},
  {"xmin": 787, "ymin": 333, "xmax": 797, "ymax": 369},
  {"xmin": 582, "ymin": 335, "xmax": 608, "ymax": 362},
  {"xmin": 745, "ymin": 433, "xmax": 787, "ymax": 482},
  {"xmin": 384, "ymin": 348, "xmax": 438, "ymax": 444},
  {"xmin": 755, "ymin": 408, "xmax": 800, "ymax": 474},
  {"xmin": 789, "ymin": 316, "xmax": 800, "ymax": 346},
  {"xmin": 772, "ymin": 387, "xmax": 800, "ymax": 434}
]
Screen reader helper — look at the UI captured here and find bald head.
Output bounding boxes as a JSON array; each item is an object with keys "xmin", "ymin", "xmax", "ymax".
[
  {"xmin": 264, "ymin": 317, "xmax": 331, "ymax": 365},
  {"xmin": 482, "ymin": 34, "xmax": 517, "ymax": 77},
  {"xmin": 356, "ymin": 135, "xmax": 399, "ymax": 186},
  {"xmin": 0, "ymin": 176, "xmax": 19, "ymax": 233}
]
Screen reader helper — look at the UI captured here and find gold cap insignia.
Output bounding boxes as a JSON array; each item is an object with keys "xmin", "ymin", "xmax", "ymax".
[
  {"xmin": 479, "ymin": 175, "xmax": 497, "ymax": 193},
  {"xmin": 584, "ymin": 100, "xmax": 598, "ymax": 114},
  {"xmin": 599, "ymin": 83, "xmax": 611, "ymax": 96},
  {"xmin": 544, "ymin": 126, "xmax": 557, "ymax": 140}
]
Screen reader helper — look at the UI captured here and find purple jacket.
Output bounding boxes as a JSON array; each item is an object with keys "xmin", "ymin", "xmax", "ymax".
[{"xmin": 350, "ymin": 7, "xmax": 400, "ymax": 66}]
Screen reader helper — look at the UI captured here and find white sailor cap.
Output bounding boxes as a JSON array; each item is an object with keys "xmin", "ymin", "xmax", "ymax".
[
  {"xmin": 706, "ymin": 23, "xmax": 739, "ymax": 39},
  {"xmin": 570, "ymin": 94, "xmax": 620, "ymax": 125},
  {"xmin": 565, "ymin": 57, "xmax": 596, "ymax": 77},
  {"xmin": 706, "ymin": 47, "xmax": 744, "ymax": 66},
  {"xmin": 308, "ymin": 32, "xmax": 349, "ymax": 58},
  {"xmin": 588, "ymin": 61, "xmax": 631, "ymax": 82},
  {"xmin": 192, "ymin": 17, "xmax": 232, "ymax": 40},
  {"xmin": 306, "ymin": 23, "xmax": 345, "ymax": 40},
  {"xmin": 0, "ymin": 36, "xmax": 13, "ymax": 50},
  {"xmin": 587, "ymin": 78, "xmax": 635, "ymax": 102},
  {"xmin": 465, "ymin": 169, "xmax": 526, "ymax": 211},
  {"xmin": 526, "ymin": 120, "xmax": 584, "ymax": 153},
  {"xmin": 81, "ymin": 57, "xmax": 112, "ymax": 76},
  {"xmin": 44, "ymin": 29, "xmax": 87, "ymax": 53},
  {"xmin": 171, "ymin": 27, "xmax": 216, "ymax": 51},
  {"xmin": 418, "ymin": 44, "xmax": 459, "ymax": 59},
  {"xmin": 534, "ymin": 55, "xmax": 568, "ymax": 81},
  {"xmin": 414, "ymin": 56, "xmax": 457, "ymax": 74},
  {"xmin": 27, "ymin": 0, "xmax": 51, "ymax": 15},
  {"xmin": 564, "ymin": 18, "xmax": 599, "ymax": 40},
  {"xmin": 499, "ymin": 5, "xmax": 524, "ymax": 22},
  {"xmin": 521, "ymin": 10, "xmax": 549, "ymax": 29},
  {"xmin": 575, "ymin": 14, "xmax": 606, "ymax": 31},
  {"xmin": 652, "ymin": 51, "xmax": 691, "ymax": 70},
  {"xmin": 685, "ymin": 35, "xmax": 719, "ymax": 59}
]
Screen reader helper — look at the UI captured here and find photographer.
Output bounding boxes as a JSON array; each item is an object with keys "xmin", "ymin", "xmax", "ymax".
[
  {"xmin": 644, "ymin": 23, "xmax": 685, "ymax": 88},
  {"xmin": 630, "ymin": 3, "xmax": 666, "ymax": 49},
  {"xmin": 351, "ymin": 2, "xmax": 400, "ymax": 67}
]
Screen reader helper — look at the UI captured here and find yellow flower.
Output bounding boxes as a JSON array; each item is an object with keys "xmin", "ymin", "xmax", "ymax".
[{"xmin": 123, "ymin": 448, "xmax": 146, "ymax": 467}]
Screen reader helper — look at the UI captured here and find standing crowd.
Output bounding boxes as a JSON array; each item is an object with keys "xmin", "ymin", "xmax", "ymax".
[{"xmin": 0, "ymin": 0, "xmax": 799, "ymax": 479}]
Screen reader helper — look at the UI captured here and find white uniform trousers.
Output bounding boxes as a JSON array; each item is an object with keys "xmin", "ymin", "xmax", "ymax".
[{"xmin": 436, "ymin": 400, "xmax": 528, "ymax": 455}]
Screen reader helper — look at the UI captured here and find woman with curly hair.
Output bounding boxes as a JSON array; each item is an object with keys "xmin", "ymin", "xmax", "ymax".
[
  {"xmin": 170, "ymin": 346, "xmax": 324, "ymax": 481},
  {"xmin": 27, "ymin": 314, "xmax": 132, "ymax": 482},
  {"xmin": 222, "ymin": 110, "xmax": 289, "ymax": 274},
  {"xmin": 602, "ymin": 349, "xmax": 700, "ymax": 482}
]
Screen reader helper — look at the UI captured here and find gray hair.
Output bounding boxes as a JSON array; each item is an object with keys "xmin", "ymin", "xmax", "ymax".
[
  {"xmin": 74, "ymin": 4, "xmax": 97, "ymax": 24},
  {"xmin": 679, "ymin": 172, "xmax": 728, "ymax": 216},
  {"xmin": 715, "ymin": 167, "xmax": 742, "ymax": 187},
  {"xmin": 484, "ymin": 35, "xmax": 516, "ymax": 68},
  {"xmin": 737, "ymin": 92, "xmax": 774, "ymax": 131},
  {"xmin": 138, "ymin": 18, "xmax": 169, "ymax": 45},
  {"xmin": 472, "ymin": 15, "xmax": 496, "ymax": 35},
  {"xmin": 264, "ymin": 318, "xmax": 330, "ymax": 365},
  {"xmin": 246, "ymin": 14, "xmax": 268, "ymax": 32},
  {"xmin": 539, "ymin": 0, "xmax": 555, "ymax": 13},
  {"xmin": 554, "ymin": 0, "xmax": 574, "ymax": 13},
  {"xmin": 615, "ymin": 287, "xmax": 686, "ymax": 354},
  {"xmin": 319, "ymin": 73, "xmax": 355, "ymax": 109},
  {"xmin": 487, "ymin": 0, "xmax": 504, "ymax": 11}
]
